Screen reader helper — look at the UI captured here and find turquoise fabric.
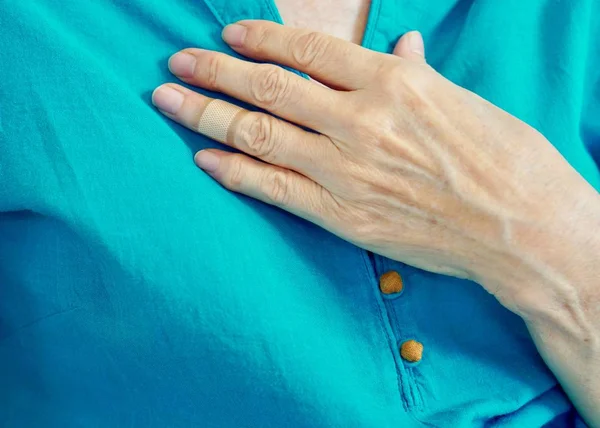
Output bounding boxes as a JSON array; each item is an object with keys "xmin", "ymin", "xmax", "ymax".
[{"xmin": 0, "ymin": 0, "xmax": 598, "ymax": 426}]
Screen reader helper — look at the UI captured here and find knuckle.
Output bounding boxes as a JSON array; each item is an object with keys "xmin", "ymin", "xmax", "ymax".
[
  {"xmin": 378, "ymin": 63, "xmax": 406, "ymax": 91},
  {"xmin": 205, "ymin": 53, "xmax": 223, "ymax": 89},
  {"xmin": 263, "ymin": 170, "xmax": 291, "ymax": 206},
  {"xmin": 291, "ymin": 31, "xmax": 328, "ymax": 68},
  {"xmin": 224, "ymin": 155, "xmax": 246, "ymax": 190},
  {"xmin": 240, "ymin": 113, "xmax": 278, "ymax": 161},
  {"xmin": 379, "ymin": 62, "xmax": 434, "ymax": 109},
  {"xmin": 347, "ymin": 104, "xmax": 392, "ymax": 146},
  {"xmin": 402, "ymin": 76, "xmax": 432, "ymax": 113},
  {"xmin": 249, "ymin": 65, "xmax": 291, "ymax": 109}
]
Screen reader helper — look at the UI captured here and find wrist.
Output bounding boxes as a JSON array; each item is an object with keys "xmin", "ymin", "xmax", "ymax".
[
  {"xmin": 476, "ymin": 191, "xmax": 600, "ymax": 326},
  {"xmin": 467, "ymin": 142, "xmax": 600, "ymax": 427}
]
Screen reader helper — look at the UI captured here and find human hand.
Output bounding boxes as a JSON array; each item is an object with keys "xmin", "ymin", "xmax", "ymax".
[{"xmin": 152, "ymin": 20, "xmax": 599, "ymax": 315}]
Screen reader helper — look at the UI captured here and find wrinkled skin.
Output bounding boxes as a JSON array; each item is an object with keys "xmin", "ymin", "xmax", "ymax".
[{"xmin": 151, "ymin": 21, "xmax": 600, "ymax": 425}]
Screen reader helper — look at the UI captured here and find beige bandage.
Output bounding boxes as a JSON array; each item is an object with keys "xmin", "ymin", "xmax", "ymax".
[{"xmin": 197, "ymin": 99, "xmax": 244, "ymax": 143}]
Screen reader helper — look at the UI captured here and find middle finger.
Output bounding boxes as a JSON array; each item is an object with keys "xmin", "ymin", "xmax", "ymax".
[
  {"xmin": 152, "ymin": 83, "xmax": 341, "ymax": 183},
  {"xmin": 167, "ymin": 48, "xmax": 349, "ymax": 135}
]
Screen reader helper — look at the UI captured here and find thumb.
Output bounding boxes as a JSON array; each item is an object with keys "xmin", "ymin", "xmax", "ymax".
[{"xmin": 392, "ymin": 31, "xmax": 426, "ymax": 63}]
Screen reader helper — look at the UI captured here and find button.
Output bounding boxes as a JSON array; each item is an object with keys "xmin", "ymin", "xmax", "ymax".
[
  {"xmin": 379, "ymin": 271, "xmax": 403, "ymax": 295},
  {"xmin": 400, "ymin": 340, "xmax": 423, "ymax": 363}
]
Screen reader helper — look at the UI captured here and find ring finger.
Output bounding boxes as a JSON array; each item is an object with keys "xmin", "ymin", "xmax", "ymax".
[{"xmin": 152, "ymin": 83, "xmax": 341, "ymax": 183}]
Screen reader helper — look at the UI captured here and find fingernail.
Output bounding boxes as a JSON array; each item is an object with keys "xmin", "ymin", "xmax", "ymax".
[
  {"xmin": 194, "ymin": 150, "xmax": 220, "ymax": 173},
  {"xmin": 408, "ymin": 31, "xmax": 424, "ymax": 56},
  {"xmin": 222, "ymin": 24, "xmax": 247, "ymax": 47},
  {"xmin": 168, "ymin": 52, "xmax": 196, "ymax": 78},
  {"xmin": 152, "ymin": 85, "xmax": 184, "ymax": 115}
]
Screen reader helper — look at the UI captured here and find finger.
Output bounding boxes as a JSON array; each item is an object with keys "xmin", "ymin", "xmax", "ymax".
[
  {"xmin": 221, "ymin": 20, "xmax": 387, "ymax": 90},
  {"xmin": 151, "ymin": 83, "xmax": 341, "ymax": 183},
  {"xmin": 392, "ymin": 31, "xmax": 426, "ymax": 63},
  {"xmin": 194, "ymin": 149, "xmax": 335, "ymax": 226},
  {"xmin": 167, "ymin": 48, "xmax": 348, "ymax": 134}
]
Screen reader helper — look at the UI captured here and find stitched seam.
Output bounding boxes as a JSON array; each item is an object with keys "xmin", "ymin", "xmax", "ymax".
[
  {"xmin": 200, "ymin": 0, "xmax": 226, "ymax": 27},
  {"xmin": 414, "ymin": 364, "xmax": 425, "ymax": 409},
  {"xmin": 358, "ymin": 247, "xmax": 409, "ymax": 413},
  {"xmin": 381, "ymin": 264, "xmax": 432, "ymax": 427},
  {"xmin": 262, "ymin": 0, "xmax": 283, "ymax": 24},
  {"xmin": 392, "ymin": 292, "xmax": 432, "ymax": 420},
  {"xmin": 361, "ymin": 0, "xmax": 382, "ymax": 49},
  {"xmin": 391, "ymin": 301, "xmax": 425, "ymax": 411},
  {"xmin": 387, "ymin": 298, "xmax": 419, "ymax": 410},
  {"xmin": 393, "ymin": 297, "xmax": 435, "ymax": 427}
]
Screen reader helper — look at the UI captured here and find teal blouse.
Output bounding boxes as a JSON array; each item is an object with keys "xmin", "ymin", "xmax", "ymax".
[{"xmin": 0, "ymin": 0, "xmax": 598, "ymax": 426}]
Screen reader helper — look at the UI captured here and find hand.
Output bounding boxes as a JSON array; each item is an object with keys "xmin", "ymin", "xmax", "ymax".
[
  {"xmin": 152, "ymin": 21, "xmax": 600, "ymax": 424},
  {"xmin": 152, "ymin": 20, "xmax": 598, "ymax": 314}
]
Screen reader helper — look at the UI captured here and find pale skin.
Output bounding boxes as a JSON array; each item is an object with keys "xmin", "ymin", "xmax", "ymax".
[
  {"xmin": 151, "ymin": 20, "xmax": 600, "ymax": 426},
  {"xmin": 275, "ymin": 0, "xmax": 370, "ymax": 44}
]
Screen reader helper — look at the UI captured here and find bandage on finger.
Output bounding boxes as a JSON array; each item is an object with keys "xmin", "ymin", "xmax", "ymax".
[{"xmin": 197, "ymin": 99, "xmax": 245, "ymax": 143}]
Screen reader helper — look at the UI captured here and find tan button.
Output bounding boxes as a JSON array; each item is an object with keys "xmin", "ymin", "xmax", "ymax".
[
  {"xmin": 400, "ymin": 340, "xmax": 424, "ymax": 363},
  {"xmin": 379, "ymin": 271, "xmax": 403, "ymax": 294}
]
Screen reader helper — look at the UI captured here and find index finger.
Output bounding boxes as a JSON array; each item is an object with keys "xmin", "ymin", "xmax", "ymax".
[{"xmin": 222, "ymin": 20, "xmax": 386, "ymax": 90}]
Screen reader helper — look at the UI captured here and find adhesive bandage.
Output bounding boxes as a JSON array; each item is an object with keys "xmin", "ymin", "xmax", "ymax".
[{"xmin": 197, "ymin": 99, "xmax": 244, "ymax": 143}]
